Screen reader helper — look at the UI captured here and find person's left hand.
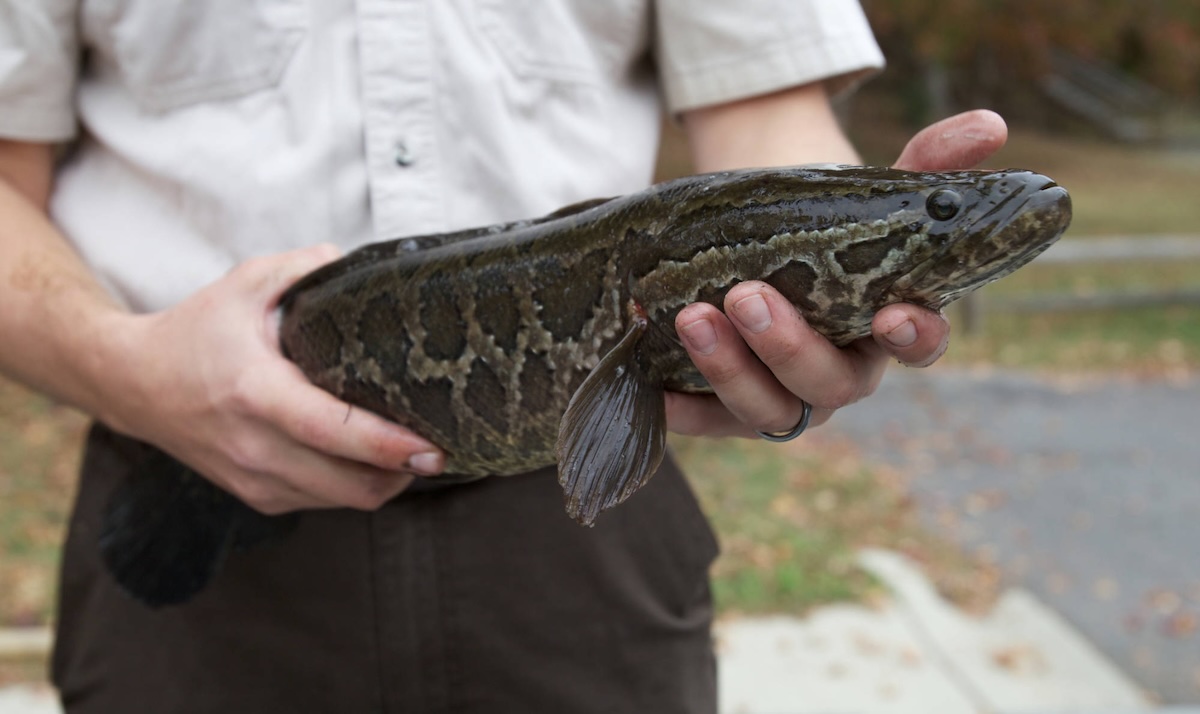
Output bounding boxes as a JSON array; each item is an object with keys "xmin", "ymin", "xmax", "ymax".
[{"xmin": 666, "ymin": 109, "xmax": 1008, "ymax": 438}]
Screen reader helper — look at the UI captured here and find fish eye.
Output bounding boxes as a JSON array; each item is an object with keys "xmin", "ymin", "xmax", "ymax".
[{"xmin": 926, "ymin": 189, "xmax": 962, "ymax": 220}]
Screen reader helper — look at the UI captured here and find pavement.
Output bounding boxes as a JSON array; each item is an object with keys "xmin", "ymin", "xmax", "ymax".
[
  {"xmin": 0, "ymin": 688, "xmax": 53, "ymax": 714},
  {"xmin": 819, "ymin": 365, "xmax": 1200, "ymax": 704}
]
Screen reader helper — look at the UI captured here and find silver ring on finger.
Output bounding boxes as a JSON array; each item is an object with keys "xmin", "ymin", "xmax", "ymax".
[{"xmin": 755, "ymin": 400, "xmax": 813, "ymax": 443}]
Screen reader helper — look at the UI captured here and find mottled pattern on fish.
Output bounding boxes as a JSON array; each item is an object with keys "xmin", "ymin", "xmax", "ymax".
[
  {"xmin": 100, "ymin": 166, "xmax": 1071, "ymax": 607},
  {"xmin": 278, "ymin": 166, "xmax": 1071, "ymax": 521}
]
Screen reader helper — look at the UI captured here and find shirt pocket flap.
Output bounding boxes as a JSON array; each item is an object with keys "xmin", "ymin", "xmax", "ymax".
[{"xmin": 91, "ymin": 0, "xmax": 306, "ymax": 113}]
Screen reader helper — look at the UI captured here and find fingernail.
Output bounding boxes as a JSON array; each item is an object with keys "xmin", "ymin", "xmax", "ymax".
[
  {"xmin": 884, "ymin": 319, "xmax": 918, "ymax": 347},
  {"xmin": 733, "ymin": 294, "xmax": 772, "ymax": 333},
  {"xmin": 408, "ymin": 451, "xmax": 442, "ymax": 475},
  {"xmin": 680, "ymin": 318, "xmax": 717, "ymax": 355}
]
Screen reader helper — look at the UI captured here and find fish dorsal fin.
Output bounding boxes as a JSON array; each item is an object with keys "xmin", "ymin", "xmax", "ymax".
[
  {"xmin": 540, "ymin": 195, "xmax": 614, "ymax": 220},
  {"xmin": 556, "ymin": 317, "xmax": 666, "ymax": 526},
  {"xmin": 280, "ymin": 197, "xmax": 617, "ymax": 309}
]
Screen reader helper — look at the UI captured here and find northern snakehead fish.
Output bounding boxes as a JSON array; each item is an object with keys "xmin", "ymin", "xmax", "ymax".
[{"xmin": 100, "ymin": 165, "xmax": 1072, "ymax": 606}]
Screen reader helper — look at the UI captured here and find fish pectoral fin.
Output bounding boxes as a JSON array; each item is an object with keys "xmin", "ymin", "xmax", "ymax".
[
  {"xmin": 556, "ymin": 318, "xmax": 666, "ymax": 526},
  {"xmin": 99, "ymin": 445, "xmax": 296, "ymax": 608}
]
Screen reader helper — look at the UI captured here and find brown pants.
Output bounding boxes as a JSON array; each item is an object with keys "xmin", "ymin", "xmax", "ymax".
[{"xmin": 51, "ymin": 425, "xmax": 719, "ymax": 713}]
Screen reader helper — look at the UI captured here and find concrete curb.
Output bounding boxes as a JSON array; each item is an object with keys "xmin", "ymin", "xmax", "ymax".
[
  {"xmin": 0, "ymin": 685, "xmax": 57, "ymax": 714},
  {"xmin": 716, "ymin": 549, "xmax": 1157, "ymax": 714},
  {"xmin": 859, "ymin": 548, "xmax": 1152, "ymax": 712},
  {"xmin": 0, "ymin": 630, "xmax": 49, "ymax": 659}
]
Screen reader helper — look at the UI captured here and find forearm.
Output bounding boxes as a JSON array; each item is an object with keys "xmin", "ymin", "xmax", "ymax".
[
  {"xmin": 0, "ymin": 142, "xmax": 138, "ymax": 421},
  {"xmin": 681, "ymin": 83, "xmax": 861, "ymax": 172}
]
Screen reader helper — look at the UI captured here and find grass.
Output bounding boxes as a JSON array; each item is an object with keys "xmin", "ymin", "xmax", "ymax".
[
  {"xmin": 944, "ymin": 302, "xmax": 1200, "ymax": 375},
  {"xmin": 0, "ymin": 658, "xmax": 47, "ymax": 689},
  {"xmin": 0, "ymin": 378, "xmax": 86, "ymax": 629},
  {"xmin": 671, "ymin": 433, "xmax": 999, "ymax": 617}
]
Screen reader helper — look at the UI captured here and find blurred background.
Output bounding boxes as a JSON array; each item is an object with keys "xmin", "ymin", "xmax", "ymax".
[{"xmin": 2, "ymin": 1, "xmax": 1199, "ymax": 709}]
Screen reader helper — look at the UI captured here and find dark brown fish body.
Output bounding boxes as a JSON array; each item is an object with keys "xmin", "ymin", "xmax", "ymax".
[
  {"xmin": 278, "ymin": 166, "xmax": 1072, "ymax": 522},
  {"xmin": 99, "ymin": 166, "xmax": 1071, "ymax": 607}
]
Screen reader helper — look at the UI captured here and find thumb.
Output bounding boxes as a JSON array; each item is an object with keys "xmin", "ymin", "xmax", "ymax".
[
  {"xmin": 241, "ymin": 243, "xmax": 344, "ymax": 306},
  {"xmin": 893, "ymin": 109, "xmax": 1008, "ymax": 172}
]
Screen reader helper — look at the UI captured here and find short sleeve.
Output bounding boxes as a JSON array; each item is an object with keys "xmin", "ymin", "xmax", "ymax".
[
  {"xmin": 0, "ymin": 0, "xmax": 80, "ymax": 141},
  {"xmin": 654, "ymin": 0, "xmax": 885, "ymax": 114}
]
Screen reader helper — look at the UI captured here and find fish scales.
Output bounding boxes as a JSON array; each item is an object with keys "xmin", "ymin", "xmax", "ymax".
[
  {"xmin": 279, "ymin": 165, "xmax": 1070, "ymax": 485},
  {"xmin": 99, "ymin": 165, "xmax": 1072, "ymax": 607}
]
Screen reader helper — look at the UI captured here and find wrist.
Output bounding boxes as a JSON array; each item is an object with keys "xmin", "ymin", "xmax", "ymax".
[
  {"xmin": 18, "ymin": 293, "xmax": 153, "ymax": 433},
  {"xmin": 73, "ymin": 308, "xmax": 160, "ymax": 435}
]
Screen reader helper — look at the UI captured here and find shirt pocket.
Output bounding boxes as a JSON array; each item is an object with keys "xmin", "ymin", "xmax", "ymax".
[
  {"xmin": 474, "ymin": 0, "xmax": 648, "ymax": 86},
  {"xmin": 84, "ymin": 0, "xmax": 307, "ymax": 112}
]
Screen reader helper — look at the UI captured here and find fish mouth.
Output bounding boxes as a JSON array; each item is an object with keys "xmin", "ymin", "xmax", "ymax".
[{"xmin": 896, "ymin": 172, "xmax": 1073, "ymax": 308}]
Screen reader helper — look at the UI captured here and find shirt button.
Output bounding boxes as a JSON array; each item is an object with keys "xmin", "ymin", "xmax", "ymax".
[{"xmin": 394, "ymin": 140, "xmax": 415, "ymax": 167}]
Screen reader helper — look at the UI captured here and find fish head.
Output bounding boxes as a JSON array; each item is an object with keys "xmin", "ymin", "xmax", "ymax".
[{"xmin": 884, "ymin": 169, "xmax": 1072, "ymax": 309}]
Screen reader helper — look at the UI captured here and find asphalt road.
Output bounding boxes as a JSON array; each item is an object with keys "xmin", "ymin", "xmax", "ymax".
[{"xmin": 823, "ymin": 366, "xmax": 1199, "ymax": 704}]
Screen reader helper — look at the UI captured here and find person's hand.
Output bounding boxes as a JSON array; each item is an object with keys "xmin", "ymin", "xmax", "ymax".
[
  {"xmin": 101, "ymin": 244, "xmax": 445, "ymax": 514},
  {"xmin": 667, "ymin": 109, "xmax": 1008, "ymax": 438}
]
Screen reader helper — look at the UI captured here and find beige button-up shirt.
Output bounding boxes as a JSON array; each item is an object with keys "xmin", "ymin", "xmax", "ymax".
[{"xmin": 0, "ymin": 0, "xmax": 883, "ymax": 311}]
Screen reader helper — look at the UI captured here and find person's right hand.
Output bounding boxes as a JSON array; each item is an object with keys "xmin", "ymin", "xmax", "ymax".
[{"xmin": 102, "ymin": 244, "xmax": 445, "ymax": 515}]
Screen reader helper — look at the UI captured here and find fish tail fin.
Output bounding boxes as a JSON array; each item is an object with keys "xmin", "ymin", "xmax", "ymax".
[{"xmin": 99, "ymin": 446, "xmax": 295, "ymax": 608}]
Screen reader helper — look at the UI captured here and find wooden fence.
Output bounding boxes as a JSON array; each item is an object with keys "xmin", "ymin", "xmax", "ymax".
[{"xmin": 960, "ymin": 235, "xmax": 1200, "ymax": 334}]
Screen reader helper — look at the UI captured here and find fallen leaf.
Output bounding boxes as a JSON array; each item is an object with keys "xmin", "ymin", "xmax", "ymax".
[
  {"xmin": 1163, "ymin": 611, "xmax": 1198, "ymax": 639},
  {"xmin": 1093, "ymin": 577, "xmax": 1119, "ymax": 601},
  {"xmin": 1145, "ymin": 588, "xmax": 1183, "ymax": 616},
  {"xmin": 991, "ymin": 644, "xmax": 1047, "ymax": 675}
]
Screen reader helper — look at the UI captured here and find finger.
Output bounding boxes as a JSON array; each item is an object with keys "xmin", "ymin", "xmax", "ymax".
[
  {"xmin": 189, "ymin": 453, "xmax": 332, "ymax": 515},
  {"xmin": 676, "ymin": 301, "xmax": 817, "ymax": 434},
  {"xmin": 246, "ymin": 479, "xmax": 331, "ymax": 515},
  {"xmin": 263, "ymin": 447, "xmax": 416, "ymax": 512},
  {"xmin": 255, "ymin": 365, "xmax": 445, "ymax": 475},
  {"xmin": 893, "ymin": 109, "xmax": 1008, "ymax": 171},
  {"xmin": 866, "ymin": 304, "xmax": 951, "ymax": 368},
  {"xmin": 234, "ymin": 243, "xmax": 344, "ymax": 306},
  {"xmin": 664, "ymin": 391, "xmax": 758, "ymax": 439},
  {"xmin": 212, "ymin": 419, "xmax": 418, "ymax": 513},
  {"xmin": 722, "ymin": 281, "xmax": 886, "ymax": 413}
]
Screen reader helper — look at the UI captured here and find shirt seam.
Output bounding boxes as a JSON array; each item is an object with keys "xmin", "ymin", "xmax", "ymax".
[
  {"xmin": 661, "ymin": 36, "xmax": 883, "ymax": 112},
  {"xmin": 0, "ymin": 105, "xmax": 77, "ymax": 142}
]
